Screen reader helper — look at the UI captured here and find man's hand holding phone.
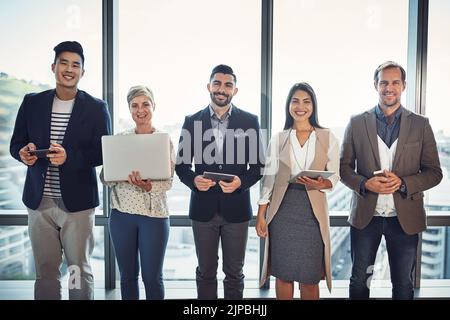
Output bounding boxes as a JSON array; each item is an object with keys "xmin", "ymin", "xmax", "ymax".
[
  {"xmin": 365, "ymin": 169, "xmax": 402, "ymax": 194},
  {"xmin": 19, "ymin": 143, "xmax": 38, "ymax": 166},
  {"xmin": 28, "ymin": 149, "xmax": 56, "ymax": 158},
  {"xmin": 373, "ymin": 169, "xmax": 386, "ymax": 177},
  {"xmin": 47, "ymin": 142, "xmax": 67, "ymax": 166}
]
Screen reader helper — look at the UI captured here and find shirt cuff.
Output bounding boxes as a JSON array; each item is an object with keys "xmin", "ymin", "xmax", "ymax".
[
  {"xmin": 322, "ymin": 175, "xmax": 339, "ymax": 193},
  {"xmin": 257, "ymin": 199, "xmax": 270, "ymax": 205},
  {"xmin": 359, "ymin": 178, "xmax": 367, "ymax": 196}
]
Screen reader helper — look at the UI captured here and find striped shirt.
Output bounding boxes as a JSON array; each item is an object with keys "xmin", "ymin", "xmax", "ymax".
[{"xmin": 43, "ymin": 97, "xmax": 74, "ymax": 198}]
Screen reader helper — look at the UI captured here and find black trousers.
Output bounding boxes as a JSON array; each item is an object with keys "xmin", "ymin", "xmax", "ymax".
[{"xmin": 192, "ymin": 214, "xmax": 249, "ymax": 300}]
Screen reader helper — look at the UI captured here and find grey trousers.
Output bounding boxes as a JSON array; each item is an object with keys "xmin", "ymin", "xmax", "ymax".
[
  {"xmin": 192, "ymin": 214, "xmax": 249, "ymax": 300},
  {"xmin": 27, "ymin": 197, "xmax": 95, "ymax": 300}
]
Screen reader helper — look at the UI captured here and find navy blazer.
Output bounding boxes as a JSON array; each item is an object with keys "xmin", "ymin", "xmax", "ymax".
[
  {"xmin": 175, "ymin": 105, "xmax": 264, "ymax": 223},
  {"xmin": 10, "ymin": 89, "xmax": 112, "ymax": 212}
]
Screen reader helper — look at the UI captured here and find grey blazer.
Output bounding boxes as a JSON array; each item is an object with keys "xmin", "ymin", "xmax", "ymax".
[{"xmin": 340, "ymin": 107, "xmax": 442, "ymax": 235}]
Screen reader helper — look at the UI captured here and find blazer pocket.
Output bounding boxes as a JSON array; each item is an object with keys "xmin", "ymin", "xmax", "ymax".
[
  {"xmin": 410, "ymin": 192, "xmax": 424, "ymax": 200},
  {"xmin": 404, "ymin": 141, "xmax": 420, "ymax": 149}
]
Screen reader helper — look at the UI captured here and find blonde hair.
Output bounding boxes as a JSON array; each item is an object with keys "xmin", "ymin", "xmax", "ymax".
[{"xmin": 126, "ymin": 85, "xmax": 155, "ymax": 108}]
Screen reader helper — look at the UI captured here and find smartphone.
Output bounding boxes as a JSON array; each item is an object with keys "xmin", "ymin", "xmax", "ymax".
[
  {"xmin": 373, "ymin": 170, "xmax": 385, "ymax": 177},
  {"xmin": 28, "ymin": 149, "xmax": 55, "ymax": 158}
]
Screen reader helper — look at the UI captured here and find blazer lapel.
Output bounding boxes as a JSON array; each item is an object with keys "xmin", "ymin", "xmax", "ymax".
[
  {"xmin": 62, "ymin": 90, "xmax": 84, "ymax": 146},
  {"xmin": 200, "ymin": 106, "xmax": 214, "ymax": 156},
  {"xmin": 309, "ymin": 129, "xmax": 328, "ymax": 170},
  {"xmin": 278, "ymin": 130, "xmax": 291, "ymax": 169},
  {"xmin": 201, "ymin": 105, "xmax": 213, "ymax": 131},
  {"xmin": 364, "ymin": 108, "xmax": 381, "ymax": 168},
  {"xmin": 393, "ymin": 108, "xmax": 412, "ymax": 170},
  {"xmin": 43, "ymin": 90, "xmax": 56, "ymax": 144},
  {"xmin": 278, "ymin": 130, "xmax": 292, "ymax": 183},
  {"xmin": 223, "ymin": 104, "xmax": 239, "ymax": 141}
]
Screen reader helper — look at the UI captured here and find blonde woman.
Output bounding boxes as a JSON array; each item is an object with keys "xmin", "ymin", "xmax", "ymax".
[{"xmin": 101, "ymin": 85, "xmax": 175, "ymax": 300}]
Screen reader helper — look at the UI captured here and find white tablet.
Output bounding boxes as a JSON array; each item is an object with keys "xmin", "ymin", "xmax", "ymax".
[
  {"xmin": 102, "ymin": 133, "xmax": 171, "ymax": 182},
  {"xmin": 289, "ymin": 170, "xmax": 335, "ymax": 183}
]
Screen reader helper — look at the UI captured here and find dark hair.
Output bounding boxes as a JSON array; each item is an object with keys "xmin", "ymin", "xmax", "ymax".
[
  {"xmin": 209, "ymin": 64, "xmax": 236, "ymax": 83},
  {"xmin": 374, "ymin": 61, "xmax": 406, "ymax": 84},
  {"xmin": 283, "ymin": 82, "xmax": 324, "ymax": 130},
  {"xmin": 53, "ymin": 41, "xmax": 85, "ymax": 67}
]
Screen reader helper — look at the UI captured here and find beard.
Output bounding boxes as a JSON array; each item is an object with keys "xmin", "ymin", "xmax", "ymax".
[
  {"xmin": 210, "ymin": 92, "xmax": 232, "ymax": 107},
  {"xmin": 380, "ymin": 96, "xmax": 400, "ymax": 108}
]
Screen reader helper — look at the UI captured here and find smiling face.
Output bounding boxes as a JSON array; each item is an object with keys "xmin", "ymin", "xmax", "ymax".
[
  {"xmin": 129, "ymin": 95, "xmax": 154, "ymax": 126},
  {"xmin": 375, "ymin": 67, "xmax": 406, "ymax": 109},
  {"xmin": 52, "ymin": 51, "xmax": 84, "ymax": 90},
  {"xmin": 289, "ymin": 89, "xmax": 313, "ymax": 123},
  {"xmin": 207, "ymin": 73, "xmax": 238, "ymax": 107}
]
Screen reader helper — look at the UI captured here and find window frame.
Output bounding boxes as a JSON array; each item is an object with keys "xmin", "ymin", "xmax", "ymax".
[{"xmin": 1, "ymin": 0, "xmax": 449, "ymax": 294}]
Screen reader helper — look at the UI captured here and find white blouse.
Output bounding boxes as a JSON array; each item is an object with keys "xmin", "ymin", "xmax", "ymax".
[
  {"xmin": 100, "ymin": 128, "xmax": 175, "ymax": 218},
  {"xmin": 258, "ymin": 129, "xmax": 340, "ymax": 205}
]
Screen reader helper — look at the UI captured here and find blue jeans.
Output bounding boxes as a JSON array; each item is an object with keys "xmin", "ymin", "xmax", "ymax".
[
  {"xmin": 109, "ymin": 209, "xmax": 169, "ymax": 300},
  {"xmin": 349, "ymin": 216, "xmax": 418, "ymax": 300}
]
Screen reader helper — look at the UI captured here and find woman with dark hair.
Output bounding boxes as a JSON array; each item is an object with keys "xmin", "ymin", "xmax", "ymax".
[{"xmin": 256, "ymin": 82, "xmax": 340, "ymax": 300}]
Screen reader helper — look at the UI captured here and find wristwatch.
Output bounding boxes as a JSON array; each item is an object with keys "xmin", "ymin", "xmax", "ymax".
[{"xmin": 399, "ymin": 180, "xmax": 407, "ymax": 193}]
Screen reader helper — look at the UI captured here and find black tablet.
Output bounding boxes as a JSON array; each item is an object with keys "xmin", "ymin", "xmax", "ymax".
[{"xmin": 203, "ymin": 171, "xmax": 235, "ymax": 183}]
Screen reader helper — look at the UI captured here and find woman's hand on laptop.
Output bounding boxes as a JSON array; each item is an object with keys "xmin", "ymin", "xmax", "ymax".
[{"xmin": 128, "ymin": 170, "xmax": 152, "ymax": 192}]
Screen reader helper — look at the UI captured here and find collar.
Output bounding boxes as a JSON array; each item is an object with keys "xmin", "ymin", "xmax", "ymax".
[
  {"xmin": 375, "ymin": 104, "xmax": 403, "ymax": 123},
  {"xmin": 209, "ymin": 104, "xmax": 233, "ymax": 120}
]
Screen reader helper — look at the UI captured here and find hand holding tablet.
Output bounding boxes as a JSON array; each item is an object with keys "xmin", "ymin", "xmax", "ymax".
[
  {"xmin": 203, "ymin": 171, "xmax": 235, "ymax": 183},
  {"xmin": 289, "ymin": 170, "xmax": 335, "ymax": 183}
]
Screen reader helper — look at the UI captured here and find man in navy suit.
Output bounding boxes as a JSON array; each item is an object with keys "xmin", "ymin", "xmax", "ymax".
[
  {"xmin": 10, "ymin": 41, "xmax": 111, "ymax": 300},
  {"xmin": 176, "ymin": 65, "xmax": 264, "ymax": 299}
]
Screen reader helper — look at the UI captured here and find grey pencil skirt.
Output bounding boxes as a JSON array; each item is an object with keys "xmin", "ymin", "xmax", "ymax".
[{"xmin": 268, "ymin": 183, "xmax": 324, "ymax": 284}]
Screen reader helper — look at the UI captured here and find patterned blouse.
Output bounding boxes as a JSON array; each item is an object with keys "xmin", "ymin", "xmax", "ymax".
[{"xmin": 100, "ymin": 128, "xmax": 175, "ymax": 218}]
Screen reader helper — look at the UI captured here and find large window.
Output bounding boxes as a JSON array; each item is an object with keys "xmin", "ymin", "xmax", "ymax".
[
  {"xmin": 425, "ymin": 0, "xmax": 450, "ymax": 213},
  {"xmin": 162, "ymin": 227, "xmax": 259, "ymax": 281},
  {"xmin": 421, "ymin": 227, "xmax": 450, "ymax": 280},
  {"xmin": 0, "ymin": 0, "xmax": 103, "ymax": 213},
  {"xmin": 1, "ymin": 0, "xmax": 449, "ymax": 296},
  {"xmin": 272, "ymin": 0, "xmax": 409, "ymax": 136},
  {"xmin": 116, "ymin": 0, "xmax": 262, "ymax": 282},
  {"xmin": 0, "ymin": 0, "xmax": 105, "ymax": 292},
  {"xmin": 421, "ymin": 0, "xmax": 450, "ymax": 281},
  {"xmin": 116, "ymin": 0, "xmax": 262, "ymax": 216},
  {"xmin": 272, "ymin": 1, "xmax": 409, "ymax": 283},
  {"xmin": 0, "ymin": 226, "xmax": 105, "ymax": 286}
]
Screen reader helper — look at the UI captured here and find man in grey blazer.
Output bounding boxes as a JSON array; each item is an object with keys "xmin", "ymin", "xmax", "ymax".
[{"xmin": 340, "ymin": 61, "xmax": 442, "ymax": 300}]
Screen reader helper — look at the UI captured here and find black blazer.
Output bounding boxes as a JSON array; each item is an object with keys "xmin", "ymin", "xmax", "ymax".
[
  {"xmin": 10, "ymin": 89, "xmax": 112, "ymax": 212},
  {"xmin": 175, "ymin": 105, "xmax": 264, "ymax": 223}
]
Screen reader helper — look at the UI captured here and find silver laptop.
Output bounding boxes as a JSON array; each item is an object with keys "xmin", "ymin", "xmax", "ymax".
[{"xmin": 101, "ymin": 133, "xmax": 171, "ymax": 182}]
